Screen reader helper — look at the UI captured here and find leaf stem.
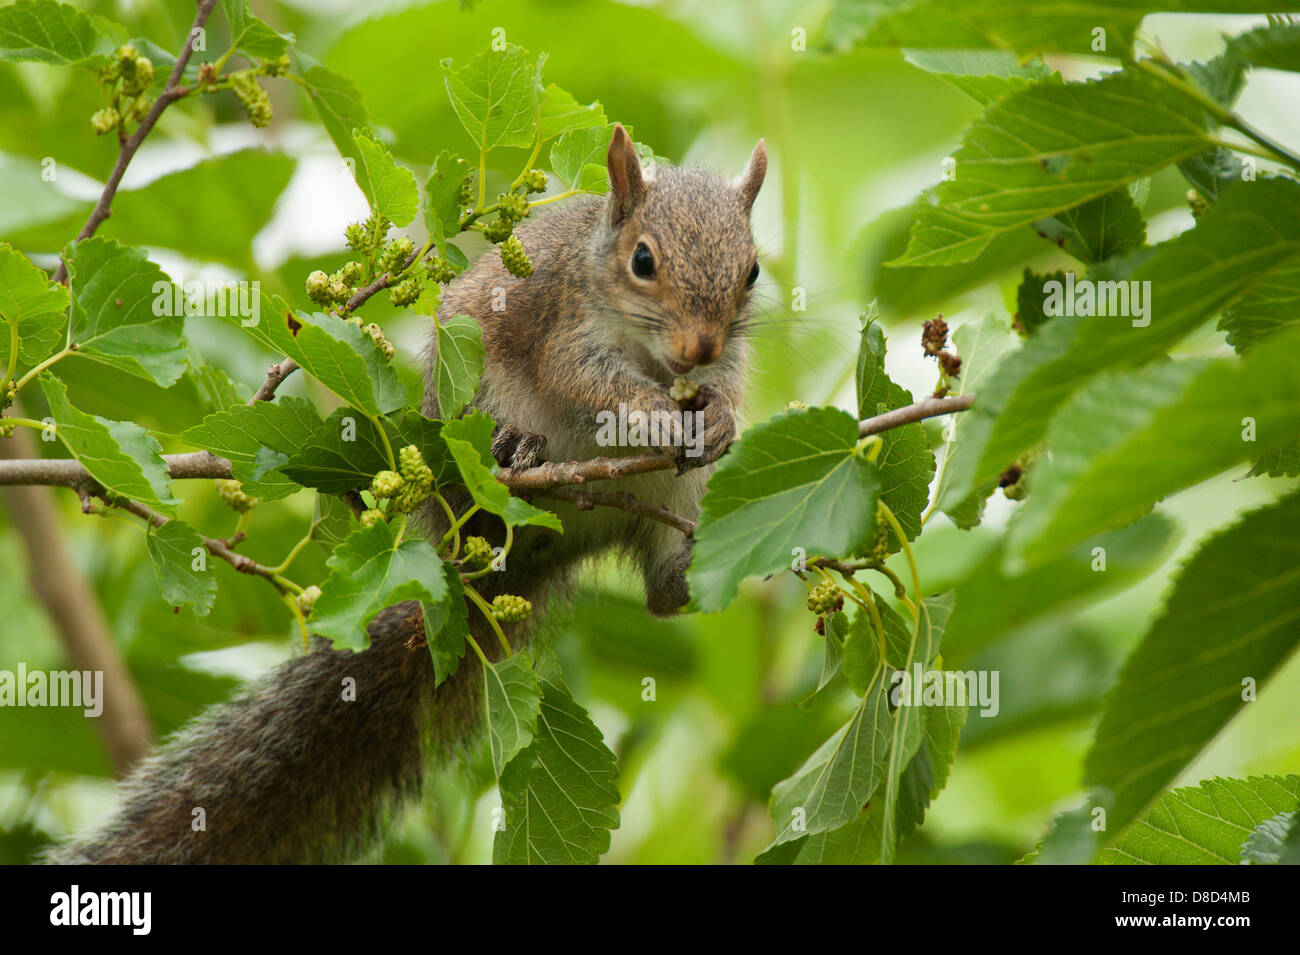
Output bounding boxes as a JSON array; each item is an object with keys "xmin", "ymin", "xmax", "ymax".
[{"xmin": 464, "ymin": 582, "xmax": 512, "ymax": 657}]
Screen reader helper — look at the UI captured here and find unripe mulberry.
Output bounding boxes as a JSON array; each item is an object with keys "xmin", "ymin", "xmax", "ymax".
[
  {"xmin": 398, "ymin": 444, "xmax": 433, "ymax": 489},
  {"xmin": 425, "ymin": 255, "xmax": 458, "ymax": 284},
  {"xmin": 231, "ymin": 72, "xmax": 272, "ymax": 128},
  {"xmin": 521, "ymin": 169, "xmax": 548, "ymax": 193},
  {"xmin": 500, "ymin": 234, "xmax": 533, "ymax": 278},
  {"xmin": 344, "ymin": 222, "xmax": 367, "ymax": 251},
  {"xmin": 491, "ymin": 594, "xmax": 532, "ymax": 622},
  {"xmin": 496, "ymin": 192, "xmax": 530, "ymax": 224},
  {"xmin": 296, "ymin": 584, "xmax": 322, "ymax": 615},
  {"xmin": 360, "ymin": 508, "xmax": 385, "ymax": 528},
  {"xmin": 669, "ymin": 377, "xmax": 699, "ymax": 404},
  {"xmin": 215, "ymin": 479, "xmax": 257, "ymax": 512},
  {"xmin": 379, "ymin": 237, "xmax": 414, "ymax": 276},
  {"xmin": 461, "ymin": 536, "xmax": 493, "ymax": 568},
  {"xmin": 388, "ymin": 276, "xmax": 421, "ymax": 308},
  {"xmin": 337, "ymin": 260, "xmax": 364, "ymax": 286},
  {"xmin": 122, "ymin": 55, "xmax": 154, "ymax": 96},
  {"xmin": 91, "ymin": 108, "xmax": 120, "ymax": 135},
  {"xmin": 305, "ymin": 270, "xmax": 331, "ymax": 305},
  {"xmin": 863, "ymin": 504, "xmax": 899, "ymax": 565},
  {"xmin": 482, "ymin": 217, "xmax": 514, "ymax": 244},
  {"xmin": 806, "ymin": 581, "xmax": 842, "ymax": 615},
  {"xmin": 370, "ymin": 470, "xmax": 404, "ymax": 500}
]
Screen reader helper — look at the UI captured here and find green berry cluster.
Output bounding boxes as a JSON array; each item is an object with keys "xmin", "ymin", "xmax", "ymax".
[
  {"xmin": 863, "ymin": 504, "xmax": 899, "ymax": 565},
  {"xmin": 366, "ymin": 446, "xmax": 436, "ymax": 518},
  {"xmin": 496, "ymin": 192, "xmax": 530, "ymax": 224},
  {"xmin": 2, "ymin": 379, "xmax": 16, "ymax": 410},
  {"xmin": 482, "ymin": 217, "xmax": 514, "ymax": 243},
  {"xmin": 360, "ymin": 508, "xmax": 385, "ymax": 528},
  {"xmin": 90, "ymin": 107, "xmax": 120, "ymax": 135},
  {"xmin": 296, "ymin": 584, "xmax": 322, "ymax": 616},
  {"xmin": 520, "ymin": 169, "xmax": 548, "ymax": 194},
  {"xmin": 89, "ymin": 46, "xmax": 156, "ymax": 136},
  {"xmin": 458, "ymin": 175, "xmax": 476, "ymax": 208},
  {"xmin": 370, "ymin": 470, "xmax": 404, "ymax": 499},
  {"xmin": 215, "ymin": 479, "xmax": 258, "ymax": 513},
  {"xmin": 461, "ymin": 536, "xmax": 493, "ymax": 568},
  {"xmin": 499, "ymin": 234, "xmax": 533, "ymax": 278},
  {"xmin": 378, "ymin": 237, "xmax": 415, "ymax": 275},
  {"xmin": 388, "ymin": 277, "xmax": 421, "ymax": 308},
  {"xmin": 261, "ymin": 54, "xmax": 291, "ymax": 77},
  {"xmin": 806, "ymin": 581, "xmax": 842, "ymax": 614},
  {"xmin": 231, "ymin": 71, "xmax": 273, "ymax": 128},
  {"xmin": 491, "ymin": 594, "xmax": 532, "ymax": 622},
  {"xmin": 425, "ymin": 255, "xmax": 458, "ymax": 284},
  {"xmin": 360, "ymin": 321, "xmax": 396, "ymax": 359}
]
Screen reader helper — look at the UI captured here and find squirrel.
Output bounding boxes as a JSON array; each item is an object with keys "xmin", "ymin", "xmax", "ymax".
[{"xmin": 46, "ymin": 124, "xmax": 767, "ymax": 864}]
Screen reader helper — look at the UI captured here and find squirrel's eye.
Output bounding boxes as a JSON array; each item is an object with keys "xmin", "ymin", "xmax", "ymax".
[
  {"xmin": 747, "ymin": 261, "xmax": 760, "ymax": 287},
  {"xmin": 631, "ymin": 242, "xmax": 656, "ymax": 279}
]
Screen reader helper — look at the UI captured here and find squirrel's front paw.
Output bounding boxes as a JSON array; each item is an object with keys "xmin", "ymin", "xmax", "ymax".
[
  {"xmin": 491, "ymin": 424, "xmax": 547, "ymax": 470},
  {"xmin": 679, "ymin": 385, "xmax": 736, "ymax": 469}
]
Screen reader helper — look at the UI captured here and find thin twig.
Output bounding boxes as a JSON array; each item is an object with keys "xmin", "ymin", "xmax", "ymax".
[
  {"xmin": 857, "ymin": 394, "xmax": 974, "ymax": 438},
  {"xmin": 115, "ymin": 498, "xmax": 292, "ymax": 592},
  {"xmin": 251, "ymin": 358, "xmax": 299, "ymax": 403},
  {"xmin": 344, "ymin": 246, "xmax": 425, "ymax": 312},
  {"xmin": 51, "ymin": 0, "xmax": 220, "ymax": 284},
  {"xmin": 540, "ymin": 486, "xmax": 698, "ymax": 536}
]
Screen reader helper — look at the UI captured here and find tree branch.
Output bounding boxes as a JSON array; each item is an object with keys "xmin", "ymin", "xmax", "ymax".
[
  {"xmin": 539, "ymin": 486, "xmax": 698, "ymax": 536},
  {"xmin": 344, "ymin": 246, "xmax": 425, "ymax": 312},
  {"xmin": 0, "ymin": 393, "xmax": 976, "ymax": 496},
  {"xmin": 51, "ymin": 0, "xmax": 219, "ymax": 284}
]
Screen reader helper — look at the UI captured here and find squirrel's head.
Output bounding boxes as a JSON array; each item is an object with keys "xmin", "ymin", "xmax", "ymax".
[{"xmin": 593, "ymin": 123, "xmax": 766, "ymax": 380}]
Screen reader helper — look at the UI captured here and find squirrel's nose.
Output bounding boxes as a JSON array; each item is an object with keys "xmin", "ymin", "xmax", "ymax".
[{"xmin": 675, "ymin": 334, "xmax": 721, "ymax": 368}]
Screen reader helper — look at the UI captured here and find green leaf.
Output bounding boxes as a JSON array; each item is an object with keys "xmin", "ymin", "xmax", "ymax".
[
  {"xmin": 1033, "ymin": 187, "xmax": 1147, "ymax": 264},
  {"xmin": 39, "ymin": 374, "xmax": 178, "ymax": 514},
  {"xmin": 1085, "ymin": 491, "xmax": 1300, "ymax": 831},
  {"xmin": 1220, "ymin": 260, "xmax": 1300, "ymax": 352},
  {"xmin": 0, "ymin": 0, "xmax": 112, "ymax": 66},
  {"xmin": 290, "ymin": 51, "xmax": 371, "ymax": 169},
  {"xmin": 493, "ymin": 669, "xmax": 621, "ymax": 864},
  {"xmin": 1020, "ymin": 794, "xmax": 1110, "ymax": 865},
  {"xmin": 422, "ymin": 564, "xmax": 467, "ymax": 687},
  {"xmin": 219, "ymin": 0, "xmax": 290, "ymax": 60},
  {"xmin": 689, "ymin": 407, "xmax": 882, "ymax": 614},
  {"xmin": 1224, "ymin": 19, "xmax": 1300, "ymax": 75},
  {"xmin": 279, "ymin": 408, "xmax": 451, "ymax": 494},
  {"xmin": 0, "ymin": 243, "xmax": 66, "ymax": 369},
  {"xmin": 536, "ymin": 81, "xmax": 606, "ymax": 143},
  {"xmin": 939, "ymin": 178, "xmax": 1300, "ymax": 511},
  {"xmin": 855, "ymin": 317, "xmax": 935, "ymax": 539},
  {"xmin": 423, "ymin": 150, "xmax": 470, "ymax": 247},
  {"xmin": 890, "ymin": 68, "xmax": 1213, "ymax": 267},
  {"xmin": 433, "ymin": 313, "xmax": 483, "ymax": 418},
  {"xmin": 233, "ymin": 298, "xmax": 405, "ymax": 416},
  {"xmin": 441, "ymin": 412, "xmax": 563, "ymax": 531},
  {"xmin": 442, "ymin": 44, "xmax": 538, "ymax": 155},
  {"xmin": 1008, "ymin": 328, "xmax": 1300, "ymax": 566},
  {"xmin": 840, "ymin": 610, "xmax": 879, "ymax": 697},
  {"xmin": 65, "ymin": 237, "xmax": 187, "ymax": 387},
  {"xmin": 551, "ymin": 124, "xmax": 615, "ymax": 193},
  {"xmin": 1102, "ymin": 776, "xmax": 1300, "ymax": 865},
  {"xmin": 309, "ymin": 520, "xmax": 449, "ymax": 651},
  {"xmin": 943, "ymin": 514, "xmax": 1175, "ymax": 663},
  {"xmin": 765, "ymin": 675, "xmax": 891, "ymax": 849},
  {"xmin": 484, "ymin": 653, "xmax": 543, "ymax": 777},
  {"xmin": 180, "ymin": 396, "xmax": 321, "ymax": 502},
  {"xmin": 352, "ymin": 131, "xmax": 418, "ymax": 229},
  {"xmin": 146, "ymin": 520, "xmax": 217, "ymax": 617},
  {"xmin": 902, "ymin": 48, "xmax": 1053, "ymax": 106},
  {"xmin": 1240, "ymin": 811, "xmax": 1300, "ymax": 865}
]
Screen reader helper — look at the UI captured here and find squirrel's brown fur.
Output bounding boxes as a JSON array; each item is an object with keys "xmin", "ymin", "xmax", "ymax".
[{"xmin": 47, "ymin": 125, "xmax": 765, "ymax": 864}]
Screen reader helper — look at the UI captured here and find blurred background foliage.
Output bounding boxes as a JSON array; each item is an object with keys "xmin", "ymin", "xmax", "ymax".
[{"xmin": 1, "ymin": 0, "xmax": 1298, "ymax": 864}]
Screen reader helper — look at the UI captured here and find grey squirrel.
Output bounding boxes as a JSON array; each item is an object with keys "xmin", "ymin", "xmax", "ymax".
[{"xmin": 47, "ymin": 125, "xmax": 766, "ymax": 864}]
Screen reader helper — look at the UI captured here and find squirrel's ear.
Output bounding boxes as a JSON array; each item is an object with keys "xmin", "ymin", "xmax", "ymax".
[
  {"xmin": 606, "ymin": 123, "xmax": 646, "ymax": 225},
  {"xmin": 734, "ymin": 138, "xmax": 767, "ymax": 213}
]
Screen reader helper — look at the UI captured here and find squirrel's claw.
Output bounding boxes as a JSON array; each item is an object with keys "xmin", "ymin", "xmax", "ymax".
[{"xmin": 491, "ymin": 424, "xmax": 548, "ymax": 470}]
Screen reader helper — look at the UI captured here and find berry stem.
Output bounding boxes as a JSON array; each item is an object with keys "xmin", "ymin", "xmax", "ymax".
[{"xmin": 464, "ymin": 583, "xmax": 513, "ymax": 658}]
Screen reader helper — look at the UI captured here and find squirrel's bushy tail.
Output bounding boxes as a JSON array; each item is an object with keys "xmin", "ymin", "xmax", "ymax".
[{"xmin": 45, "ymin": 599, "xmax": 497, "ymax": 864}]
